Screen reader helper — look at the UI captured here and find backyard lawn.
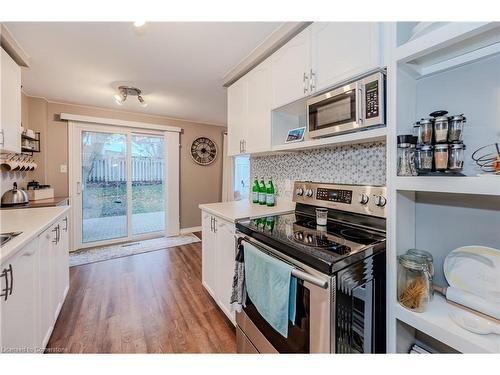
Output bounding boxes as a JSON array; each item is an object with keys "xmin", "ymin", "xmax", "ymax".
[{"xmin": 83, "ymin": 183, "xmax": 164, "ymax": 219}]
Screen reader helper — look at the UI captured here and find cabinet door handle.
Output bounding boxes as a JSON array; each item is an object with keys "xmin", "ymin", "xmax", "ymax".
[
  {"xmin": 309, "ymin": 69, "xmax": 316, "ymax": 93},
  {"xmin": 242, "ymin": 139, "xmax": 246, "ymax": 153},
  {"xmin": 63, "ymin": 217, "xmax": 68, "ymax": 231},
  {"xmin": 52, "ymin": 226, "xmax": 58, "ymax": 243},
  {"xmin": 303, "ymin": 72, "xmax": 309, "ymax": 94},
  {"xmin": 210, "ymin": 217, "xmax": 214, "ymax": 232},
  {"xmin": 0, "ymin": 129, "xmax": 4, "ymax": 147},
  {"xmin": 0, "ymin": 265, "xmax": 13, "ymax": 301},
  {"xmin": 213, "ymin": 218, "xmax": 217, "ymax": 233}
]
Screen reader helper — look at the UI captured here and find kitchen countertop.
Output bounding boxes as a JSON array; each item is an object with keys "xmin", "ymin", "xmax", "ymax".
[
  {"xmin": 0, "ymin": 206, "xmax": 70, "ymax": 263},
  {"xmin": 0, "ymin": 196, "xmax": 69, "ymax": 210},
  {"xmin": 199, "ymin": 199, "xmax": 295, "ymax": 223}
]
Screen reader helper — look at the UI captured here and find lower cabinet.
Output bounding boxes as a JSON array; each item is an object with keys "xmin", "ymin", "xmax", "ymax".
[
  {"xmin": 201, "ymin": 211, "xmax": 236, "ymax": 325},
  {"xmin": 0, "ymin": 214, "xmax": 70, "ymax": 353}
]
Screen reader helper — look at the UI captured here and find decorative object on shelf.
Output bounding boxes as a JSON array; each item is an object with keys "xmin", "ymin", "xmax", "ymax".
[
  {"xmin": 190, "ymin": 137, "xmax": 217, "ymax": 165},
  {"xmin": 285, "ymin": 126, "xmax": 306, "ymax": 144},
  {"xmin": 472, "ymin": 143, "xmax": 500, "ymax": 174},
  {"xmin": 397, "ymin": 135, "xmax": 418, "ymax": 176},
  {"xmin": 407, "ymin": 248, "xmax": 434, "ymax": 299},
  {"xmin": 397, "ymin": 254, "xmax": 432, "ymax": 312},
  {"xmin": 113, "ymin": 86, "xmax": 148, "ymax": 107}
]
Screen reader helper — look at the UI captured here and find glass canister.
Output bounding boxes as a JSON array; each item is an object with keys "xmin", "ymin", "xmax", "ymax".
[
  {"xmin": 434, "ymin": 116, "xmax": 449, "ymax": 143},
  {"xmin": 434, "ymin": 144, "xmax": 449, "ymax": 170},
  {"xmin": 448, "ymin": 114, "xmax": 466, "ymax": 143},
  {"xmin": 407, "ymin": 249, "xmax": 434, "ymax": 299},
  {"xmin": 418, "ymin": 118, "xmax": 433, "ymax": 145},
  {"xmin": 397, "ymin": 135, "xmax": 418, "ymax": 176},
  {"xmin": 416, "ymin": 145, "xmax": 433, "ymax": 173},
  {"xmin": 448, "ymin": 143, "xmax": 466, "ymax": 172},
  {"xmin": 397, "ymin": 254, "xmax": 432, "ymax": 312}
]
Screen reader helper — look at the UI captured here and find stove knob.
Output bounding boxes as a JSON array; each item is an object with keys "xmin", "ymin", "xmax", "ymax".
[
  {"xmin": 305, "ymin": 189, "xmax": 314, "ymax": 197},
  {"xmin": 358, "ymin": 193, "xmax": 369, "ymax": 205},
  {"xmin": 296, "ymin": 232, "xmax": 304, "ymax": 241},
  {"xmin": 306, "ymin": 234, "xmax": 314, "ymax": 244},
  {"xmin": 374, "ymin": 195, "xmax": 387, "ymax": 207},
  {"xmin": 296, "ymin": 188, "xmax": 304, "ymax": 196}
]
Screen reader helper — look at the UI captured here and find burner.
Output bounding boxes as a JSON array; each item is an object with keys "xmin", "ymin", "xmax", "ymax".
[{"xmin": 340, "ymin": 228, "xmax": 379, "ymax": 242}]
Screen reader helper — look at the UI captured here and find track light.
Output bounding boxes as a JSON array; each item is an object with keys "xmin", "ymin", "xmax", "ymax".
[{"xmin": 113, "ymin": 86, "xmax": 147, "ymax": 108}]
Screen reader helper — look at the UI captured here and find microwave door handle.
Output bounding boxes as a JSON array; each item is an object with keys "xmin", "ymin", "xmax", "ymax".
[{"xmin": 356, "ymin": 82, "xmax": 365, "ymax": 125}]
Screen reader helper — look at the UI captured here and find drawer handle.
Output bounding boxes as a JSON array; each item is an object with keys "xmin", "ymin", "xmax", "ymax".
[{"xmin": 63, "ymin": 217, "xmax": 68, "ymax": 231}]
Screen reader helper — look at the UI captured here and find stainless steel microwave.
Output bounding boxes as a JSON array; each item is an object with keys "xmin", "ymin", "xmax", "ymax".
[{"xmin": 307, "ymin": 71, "xmax": 385, "ymax": 139}]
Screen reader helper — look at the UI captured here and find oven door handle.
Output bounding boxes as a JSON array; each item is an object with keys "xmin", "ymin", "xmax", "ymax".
[{"xmin": 238, "ymin": 236, "xmax": 328, "ymax": 289}]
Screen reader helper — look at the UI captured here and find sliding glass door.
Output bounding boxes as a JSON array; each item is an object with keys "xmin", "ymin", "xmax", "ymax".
[
  {"xmin": 81, "ymin": 130, "xmax": 128, "ymax": 243},
  {"xmin": 131, "ymin": 134, "xmax": 165, "ymax": 235},
  {"xmin": 70, "ymin": 122, "xmax": 179, "ymax": 250}
]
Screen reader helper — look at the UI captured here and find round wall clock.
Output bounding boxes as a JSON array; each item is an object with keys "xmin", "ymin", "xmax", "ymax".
[{"xmin": 190, "ymin": 137, "xmax": 218, "ymax": 165}]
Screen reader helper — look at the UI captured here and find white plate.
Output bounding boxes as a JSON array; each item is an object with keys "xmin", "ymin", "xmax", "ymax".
[{"xmin": 444, "ymin": 246, "xmax": 500, "ymax": 301}]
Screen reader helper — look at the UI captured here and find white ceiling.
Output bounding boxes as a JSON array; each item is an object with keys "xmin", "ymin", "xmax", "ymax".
[{"xmin": 6, "ymin": 22, "xmax": 282, "ymax": 125}]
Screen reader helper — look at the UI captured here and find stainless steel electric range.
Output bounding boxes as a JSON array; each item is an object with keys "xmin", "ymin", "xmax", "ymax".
[{"xmin": 235, "ymin": 181, "xmax": 387, "ymax": 354}]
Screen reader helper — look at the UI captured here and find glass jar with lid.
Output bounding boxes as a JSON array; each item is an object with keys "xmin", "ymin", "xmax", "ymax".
[
  {"xmin": 397, "ymin": 254, "xmax": 432, "ymax": 312},
  {"xmin": 407, "ymin": 249, "xmax": 434, "ymax": 299},
  {"xmin": 434, "ymin": 144, "xmax": 449, "ymax": 170},
  {"xmin": 448, "ymin": 114, "xmax": 466, "ymax": 143},
  {"xmin": 416, "ymin": 145, "xmax": 433, "ymax": 173},
  {"xmin": 397, "ymin": 135, "xmax": 418, "ymax": 176},
  {"xmin": 418, "ymin": 118, "xmax": 433, "ymax": 145},
  {"xmin": 434, "ymin": 116, "xmax": 449, "ymax": 143},
  {"xmin": 448, "ymin": 143, "xmax": 466, "ymax": 172}
]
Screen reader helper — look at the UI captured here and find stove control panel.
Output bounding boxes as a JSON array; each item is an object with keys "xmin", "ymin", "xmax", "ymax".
[{"xmin": 293, "ymin": 181, "xmax": 387, "ymax": 218}]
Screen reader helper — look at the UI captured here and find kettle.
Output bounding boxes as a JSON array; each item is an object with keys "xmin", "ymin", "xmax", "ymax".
[{"xmin": 1, "ymin": 182, "xmax": 29, "ymax": 206}]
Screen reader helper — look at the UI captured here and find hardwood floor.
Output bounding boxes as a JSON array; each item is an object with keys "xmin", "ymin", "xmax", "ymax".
[{"xmin": 46, "ymin": 236, "xmax": 236, "ymax": 353}]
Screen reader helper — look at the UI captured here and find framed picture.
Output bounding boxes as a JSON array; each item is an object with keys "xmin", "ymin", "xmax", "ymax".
[{"xmin": 285, "ymin": 126, "xmax": 306, "ymax": 143}]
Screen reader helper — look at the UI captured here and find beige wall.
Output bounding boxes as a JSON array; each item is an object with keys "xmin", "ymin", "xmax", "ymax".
[{"xmin": 23, "ymin": 94, "xmax": 225, "ymax": 229}]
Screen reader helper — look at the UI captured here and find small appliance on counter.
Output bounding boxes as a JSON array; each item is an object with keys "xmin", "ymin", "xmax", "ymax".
[
  {"xmin": 26, "ymin": 180, "xmax": 54, "ymax": 200},
  {"xmin": 1, "ymin": 182, "xmax": 29, "ymax": 207}
]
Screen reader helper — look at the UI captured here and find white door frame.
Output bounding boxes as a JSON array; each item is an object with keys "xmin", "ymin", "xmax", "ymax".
[{"xmin": 68, "ymin": 119, "xmax": 180, "ymax": 251}]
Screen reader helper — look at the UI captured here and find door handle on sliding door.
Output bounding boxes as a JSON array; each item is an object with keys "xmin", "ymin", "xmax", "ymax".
[{"xmin": 76, "ymin": 181, "xmax": 82, "ymax": 194}]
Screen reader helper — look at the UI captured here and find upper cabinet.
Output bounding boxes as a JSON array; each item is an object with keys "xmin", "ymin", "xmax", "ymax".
[
  {"xmin": 0, "ymin": 47, "xmax": 22, "ymax": 153},
  {"xmin": 227, "ymin": 58, "xmax": 272, "ymax": 156},
  {"xmin": 310, "ymin": 22, "xmax": 380, "ymax": 92},
  {"xmin": 271, "ymin": 28, "xmax": 311, "ymax": 108}
]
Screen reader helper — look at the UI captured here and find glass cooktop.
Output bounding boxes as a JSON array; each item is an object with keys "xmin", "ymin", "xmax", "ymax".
[{"xmin": 236, "ymin": 212, "xmax": 386, "ymax": 274}]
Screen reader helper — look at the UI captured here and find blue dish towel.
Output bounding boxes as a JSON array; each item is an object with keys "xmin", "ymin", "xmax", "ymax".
[{"xmin": 243, "ymin": 242, "xmax": 297, "ymax": 338}]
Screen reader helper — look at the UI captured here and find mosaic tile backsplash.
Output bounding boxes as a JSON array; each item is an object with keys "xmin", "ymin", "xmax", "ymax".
[{"xmin": 251, "ymin": 141, "xmax": 386, "ymax": 199}]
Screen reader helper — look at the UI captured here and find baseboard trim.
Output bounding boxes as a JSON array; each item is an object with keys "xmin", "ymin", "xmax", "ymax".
[{"xmin": 180, "ymin": 226, "xmax": 202, "ymax": 234}]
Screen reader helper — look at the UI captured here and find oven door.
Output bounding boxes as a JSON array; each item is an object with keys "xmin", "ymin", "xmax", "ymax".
[{"xmin": 236, "ymin": 235, "xmax": 333, "ymax": 353}]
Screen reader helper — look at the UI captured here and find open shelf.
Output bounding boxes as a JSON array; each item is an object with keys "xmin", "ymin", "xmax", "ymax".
[
  {"xmin": 395, "ymin": 294, "xmax": 500, "ymax": 353},
  {"xmin": 395, "ymin": 22, "xmax": 500, "ymax": 78},
  {"xmin": 395, "ymin": 176, "xmax": 500, "ymax": 196},
  {"xmin": 271, "ymin": 127, "xmax": 386, "ymax": 152}
]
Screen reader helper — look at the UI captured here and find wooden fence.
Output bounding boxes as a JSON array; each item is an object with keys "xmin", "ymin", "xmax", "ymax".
[{"xmin": 86, "ymin": 157, "xmax": 164, "ymax": 183}]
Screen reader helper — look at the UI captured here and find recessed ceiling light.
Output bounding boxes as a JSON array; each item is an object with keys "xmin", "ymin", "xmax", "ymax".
[{"xmin": 133, "ymin": 21, "xmax": 146, "ymax": 28}]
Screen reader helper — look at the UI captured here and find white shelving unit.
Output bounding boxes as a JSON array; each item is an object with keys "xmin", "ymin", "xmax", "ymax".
[
  {"xmin": 386, "ymin": 22, "xmax": 500, "ymax": 354},
  {"xmin": 395, "ymin": 176, "xmax": 500, "ymax": 196},
  {"xmin": 271, "ymin": 127, "xmax": 386, "ymax": 152},
  {"xmin": 395, "ymin": 295, "xmax": 500, "ymax": 354}
]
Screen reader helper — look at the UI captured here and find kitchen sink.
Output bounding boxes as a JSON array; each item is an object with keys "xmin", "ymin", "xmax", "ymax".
[{"xmin": 0, "ymin": 232, "xmax": 23, "ymax": 247}]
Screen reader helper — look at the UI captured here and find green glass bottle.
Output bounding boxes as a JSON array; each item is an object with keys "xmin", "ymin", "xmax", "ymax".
[
  {"xmin": 266, "ymin": 177, "xmax": 275, "ymax": 207},
  {"xmin": 252, "ymin": 176, "xmax": 259, "ymax": 204},
  {"xmin": 258, "ymin": 177, "xmax": 266, "ymax": 205}
]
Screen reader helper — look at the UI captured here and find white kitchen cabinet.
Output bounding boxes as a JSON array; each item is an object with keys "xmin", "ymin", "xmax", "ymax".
[
  {"xmin": 57, "ymin": 216, "xmax": 70, "ymax": 305},
  {"xmin": 271, "ymin": 27, "xmax": 311, "ymax": 108},
  {"xmin": 311, "ymin": 22, "xmax": 380, "ymax": 92},
  {"xmin": 0, "ymin": 47, "xmax": 22, "ymax": 153},
  {"xmin": 227, "ymin": 59, "xmax": 272, "ymax": 156},
  {"xmin": 227, "ymin": 78, "xmax": 247, "ymax": 156},
  {"xmin": 0, "ymin": 238, "xmax": 39, "ymax": 352},
  {"xmin": 245, "ymin": 59, "xmax": 272, "ymax": 154},
  {"xmin": 201, "ymin": 210, "xmax": 236, "ymax": 324},
  {"xmin": 215, "ymin": 219, "xmax": 236, "ymax": 324},
  {"xmin": 201, "ymin": 211, "xmax": 217, "ymax": 298}
]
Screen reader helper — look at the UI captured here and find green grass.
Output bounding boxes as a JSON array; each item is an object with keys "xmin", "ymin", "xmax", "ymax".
[{"xmin": 83, "ymin": 183, "xmax": 164, "ymax": 219}]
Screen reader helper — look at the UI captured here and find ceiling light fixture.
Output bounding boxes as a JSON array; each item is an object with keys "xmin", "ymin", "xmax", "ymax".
[
  {"xmin": 133, "ymin": 21, "xmax": 146, "ymax": 28},
  {"xmin": 113, "ymin": 86, "xmax": 147, "ymax": 107}
]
